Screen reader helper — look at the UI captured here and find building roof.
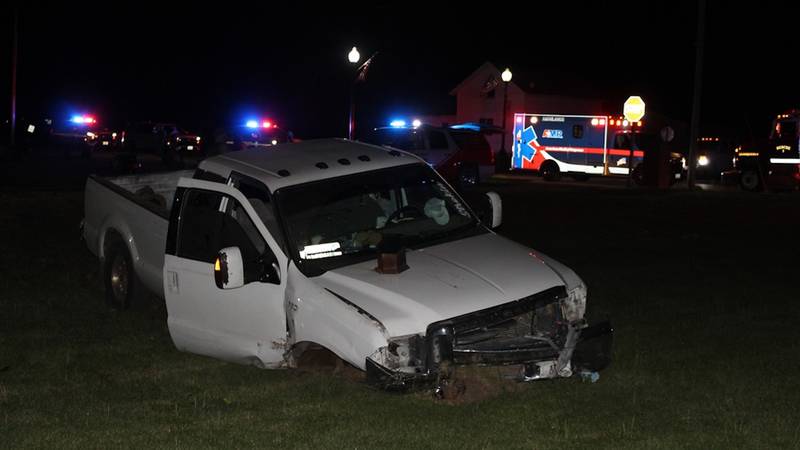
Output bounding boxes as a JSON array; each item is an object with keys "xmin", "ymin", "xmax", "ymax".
[
  {"xmin": 198, "ymin": 138, "xmax": 422, "ymax": 191},
  {"xmin": 450, "ymin": 61, "xmax": 605, "ymax": 100}
]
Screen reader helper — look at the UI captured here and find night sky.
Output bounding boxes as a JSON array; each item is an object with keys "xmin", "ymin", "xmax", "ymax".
[{"xmin": 1, "ymin": 3, "xmax": 797, "ymax": 140}]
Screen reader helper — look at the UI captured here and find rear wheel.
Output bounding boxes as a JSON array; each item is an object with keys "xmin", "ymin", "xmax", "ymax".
[
  {"xmin": 540, "ymin": 161, "xmax": 561, "ymax": 181},
  {"xmin": 740, "ymin": 169, "xmax": 762, "ymax": 192},
  {"xmin": 103, "ymin": 237, "xmax": 139, "ymax": 310}
]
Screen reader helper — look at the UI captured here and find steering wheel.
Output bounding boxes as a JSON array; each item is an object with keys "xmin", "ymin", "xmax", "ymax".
[{"xmin": 387, "ymin": 205, "xmax": 425, "ymax": 224}]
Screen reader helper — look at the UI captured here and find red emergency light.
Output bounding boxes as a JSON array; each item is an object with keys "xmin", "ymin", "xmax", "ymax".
[{"xmin": 607, "ymin": 117, "xmax": 642, "ymax": 128}]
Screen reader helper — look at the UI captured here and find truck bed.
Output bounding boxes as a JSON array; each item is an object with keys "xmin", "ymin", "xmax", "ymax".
[{"xmin": 83, "ymin": 170, "xmax": 194, "ymax": 297}]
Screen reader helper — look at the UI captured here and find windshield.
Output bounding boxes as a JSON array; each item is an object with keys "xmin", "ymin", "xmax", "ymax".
[{"xmin": 276, "ymin": 164, "xmax": 484, "ymax": 274}]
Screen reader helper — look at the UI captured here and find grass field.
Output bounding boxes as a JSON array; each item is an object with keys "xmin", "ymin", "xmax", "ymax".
[{"xmin": 1, "ymin": 184, "xmax": 799, "ymax": 449}]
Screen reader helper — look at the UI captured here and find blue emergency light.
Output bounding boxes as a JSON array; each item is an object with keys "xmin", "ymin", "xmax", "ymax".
[{"xmin": 71, "ymin": 115, "xmax": 96, "ymax": 125}]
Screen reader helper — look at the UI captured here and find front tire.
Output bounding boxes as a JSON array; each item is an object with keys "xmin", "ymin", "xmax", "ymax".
[{"xmin": 740, "ymin": 169, "xmax": 762, "ymax": 192}]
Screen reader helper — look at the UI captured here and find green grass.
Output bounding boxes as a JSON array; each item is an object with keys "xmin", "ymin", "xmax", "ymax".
[{"xmin": 1, "ymin": 186, "xmax": 799, "ymax": 449}]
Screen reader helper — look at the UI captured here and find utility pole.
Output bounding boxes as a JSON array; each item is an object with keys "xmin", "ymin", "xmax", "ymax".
[
  {"xmin": 687, "ymin": 0, "xmax": 706, "ymax": 189},
  {"xmin": 9, "ymin": 8, "xmax": 19, "ymax": 149},
  {"xmin": 498, "ymin": 68, "xmax": 512, "ymax": 173}
]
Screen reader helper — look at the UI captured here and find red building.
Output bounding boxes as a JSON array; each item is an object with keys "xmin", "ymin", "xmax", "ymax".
[{"xmin": 423, "ymin": 62, "xmax": 604, "ymax": 154}]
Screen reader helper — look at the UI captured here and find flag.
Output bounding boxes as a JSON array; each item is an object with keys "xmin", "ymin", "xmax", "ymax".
[{"xmin": 356, "ymin": 52, "xmax": 378, "ymax": 83}]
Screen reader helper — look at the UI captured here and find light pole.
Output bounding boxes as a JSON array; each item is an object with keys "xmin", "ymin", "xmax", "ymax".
[
  {"xmin": 498, "ymin": 67, "xmax": 513, "ymax": 172},
  {"xmin": 9, "ymin": 9, "xmax": 19, "ymax": 149},
  {"xmin": 347, "ymin": 46, "xmax": 360, "ymax": 140},
  {"xmin": 687, "ymin": 0, "xmax": 706, "ymax": 190}
]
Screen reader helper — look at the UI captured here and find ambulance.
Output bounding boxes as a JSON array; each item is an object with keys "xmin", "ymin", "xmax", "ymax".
[{"xmin": 511, "ymin": 113, "xmax": 646, "ymax": 181}]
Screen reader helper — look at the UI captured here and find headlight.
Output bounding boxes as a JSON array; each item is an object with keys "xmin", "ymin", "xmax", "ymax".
[
  {"xmin": 369, "ymin": 334, "xmax": 426, "ymax": 372},
  {"xmin": 698, "ymin": 155, "xmax": 710, "ymax": 166},
  {"xmin": 562, "ymin": 283, "xmax": 587, "ymax": 323}
]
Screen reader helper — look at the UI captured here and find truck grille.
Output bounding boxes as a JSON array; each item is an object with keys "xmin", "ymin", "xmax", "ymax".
[{"xmin": 425, "ymin": 286, "xmax": 567, "ymax": 367}]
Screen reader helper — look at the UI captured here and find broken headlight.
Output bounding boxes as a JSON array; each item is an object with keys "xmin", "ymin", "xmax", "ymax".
[
  {"xmin": 562, "ymin": 283, "xmax": 587, "ymax": 323},
  {"xmin": 370, "ymin": 334, "xmax": 426, "ymax": 374}
]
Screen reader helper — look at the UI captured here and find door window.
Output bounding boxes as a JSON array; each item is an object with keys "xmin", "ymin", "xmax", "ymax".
[
  {"xmin": 177, "ymin": 189, "xmax": 273, "ymax": 283},
  {"xmin": 427, "ymin": 130, "xmax": 449, "ymax": 149},
  {"xmin": 230, "ymin": 173, "xmax": 285, "ymax": 252}
]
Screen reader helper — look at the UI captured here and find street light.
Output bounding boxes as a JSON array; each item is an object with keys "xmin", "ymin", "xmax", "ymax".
[
  {"xmin": 498, "ymin": 68, "xmax": 513, "ymax": 172},
  {"xmin": 501, "ymin": 67, "xmax": 512, "ymax": 83},
  {"xmin": 347, "ymin": 46, "xmax": 361, "ymax": 140},
  {"xmin": 348, "ymin": 46, "xmax": 361, "ymax": 64}
]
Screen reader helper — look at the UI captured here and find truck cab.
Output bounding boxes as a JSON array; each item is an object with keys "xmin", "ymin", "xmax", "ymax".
[{"xmin": 736, "ymin": 110, "xmax": 800, "ymax": 191}]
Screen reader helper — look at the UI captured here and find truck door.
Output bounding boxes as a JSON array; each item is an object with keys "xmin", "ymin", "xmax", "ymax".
[{"xmin": 163, "ymin": 178, "xmax": 287, "ymax": 368}]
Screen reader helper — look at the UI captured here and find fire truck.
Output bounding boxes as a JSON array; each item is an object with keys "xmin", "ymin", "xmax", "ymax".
[
  {"xmin": 733, "ymin": 110, "xmax": 800, "ymax": 191},
  {"xmin": 511, "ymin": 113, "xmax": 682, "ymax": 183}
]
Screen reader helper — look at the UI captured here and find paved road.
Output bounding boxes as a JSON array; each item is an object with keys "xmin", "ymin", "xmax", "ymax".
[{"xmin": 489, "ymin": 172, "xmax": 737, "ymax": 192}]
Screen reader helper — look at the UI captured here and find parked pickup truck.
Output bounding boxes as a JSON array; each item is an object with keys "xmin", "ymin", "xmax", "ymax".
[{"xmin": 83, "ymin": 138, "xmax": 612, "ymax": 392}]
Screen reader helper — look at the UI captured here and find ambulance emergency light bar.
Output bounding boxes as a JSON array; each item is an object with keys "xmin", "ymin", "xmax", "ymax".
[{"xmin": 515, "ymin": 113, "xmax": 642, "ymax": 128}]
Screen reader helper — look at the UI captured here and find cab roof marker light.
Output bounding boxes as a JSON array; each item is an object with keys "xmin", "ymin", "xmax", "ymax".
[{"xmin": 515, "ymin": 115, "xmax": 523, "ymax": 124}]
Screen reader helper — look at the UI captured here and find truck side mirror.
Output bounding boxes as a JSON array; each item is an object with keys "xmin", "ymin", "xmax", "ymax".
[
  {"xmin": 486, "ymin": 191, "xmax": 502, "ymax": 229},
  {"xmin": 214, "ymin": 247, "xmax": 245, "ymax": 289}
]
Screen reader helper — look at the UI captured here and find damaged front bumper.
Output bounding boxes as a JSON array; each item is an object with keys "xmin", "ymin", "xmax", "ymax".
[{"xmin": 366, "ymin": 286, "xmax": 613, "ymax": 391}]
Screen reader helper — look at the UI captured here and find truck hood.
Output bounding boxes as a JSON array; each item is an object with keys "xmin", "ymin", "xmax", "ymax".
[{"xmin": 314, "ymin": 233, "xmax": 573, "ymax": 337}]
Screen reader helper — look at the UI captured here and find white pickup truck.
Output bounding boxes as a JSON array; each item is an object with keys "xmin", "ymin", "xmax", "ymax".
[{"xmin": 83, "ymin": 138, "xmax": 611, "ymax": 391}]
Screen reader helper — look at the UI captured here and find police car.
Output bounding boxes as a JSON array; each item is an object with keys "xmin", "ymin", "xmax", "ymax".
[{"xmin": 362, "ymin": 120, "xmax": 495, "ymax": 188}]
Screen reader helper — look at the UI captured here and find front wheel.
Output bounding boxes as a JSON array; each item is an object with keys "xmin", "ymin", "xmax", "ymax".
[{"xmin": 740, "ymin": 169, "xmax": 762, "ymax": 192}]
